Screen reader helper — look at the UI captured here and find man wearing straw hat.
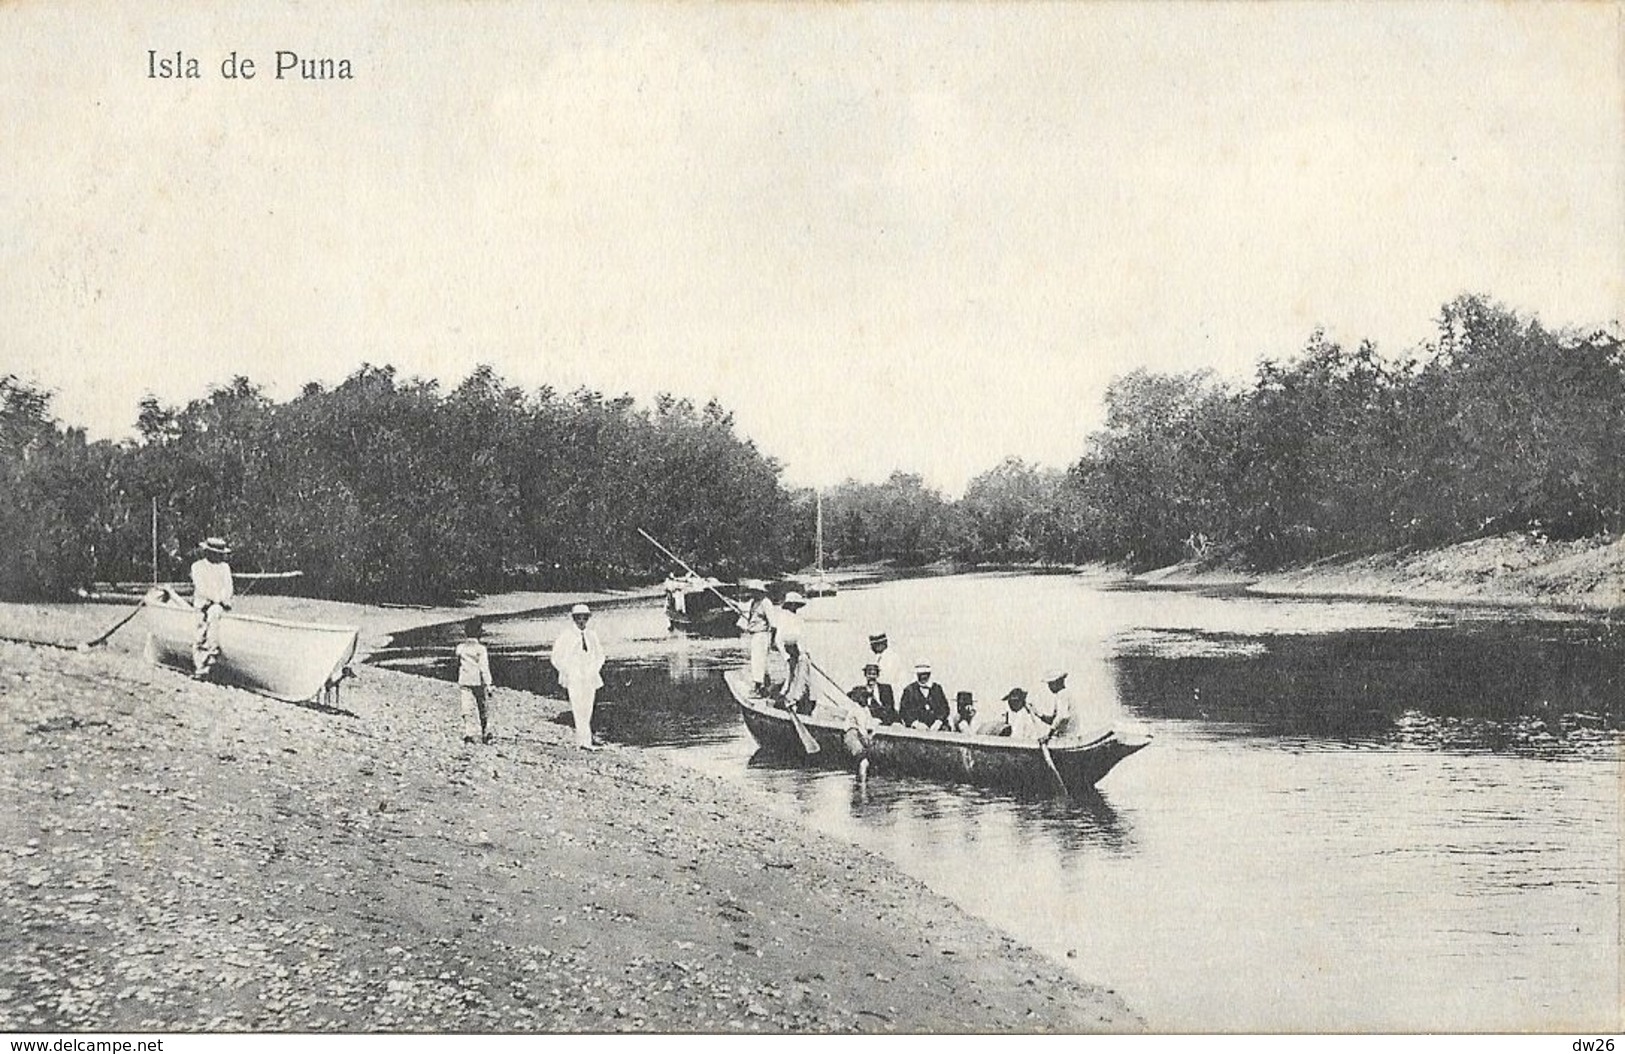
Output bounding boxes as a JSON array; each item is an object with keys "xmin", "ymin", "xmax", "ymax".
[
  {"xmin": 551, "ymin": 603, "xmax": 606, "ymax": 750},
  {"xmin": 188, "ymin": 536, "xmax": 234, "ymax": 679}
]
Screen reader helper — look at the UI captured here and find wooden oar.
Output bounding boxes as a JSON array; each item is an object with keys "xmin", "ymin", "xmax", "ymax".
[
  {"xmin": 78, "ymin": 587, "xmax": 166, "ymax": 651},
  {"xmin": 1038, "ymin": 735, "xmax": 1071, "ymax": 798},
  {"xmin": 638, "ymin": 528, "xmax": 820, "ymax": 755}
]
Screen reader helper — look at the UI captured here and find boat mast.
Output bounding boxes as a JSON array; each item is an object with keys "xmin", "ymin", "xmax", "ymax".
[{"xmin": 815, "ymin": 490, "xmax": 825, "ymax": 572}]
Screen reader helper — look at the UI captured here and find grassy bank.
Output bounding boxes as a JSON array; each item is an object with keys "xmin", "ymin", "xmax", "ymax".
[{"xmin": 0, "ymin": 596, "xmax": 1138, "ymax": 1033}]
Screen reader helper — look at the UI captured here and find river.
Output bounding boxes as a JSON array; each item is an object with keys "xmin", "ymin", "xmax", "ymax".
[{"xmin": 374, "ymin": 571, "xmax": 1623, "ymax": 1032}]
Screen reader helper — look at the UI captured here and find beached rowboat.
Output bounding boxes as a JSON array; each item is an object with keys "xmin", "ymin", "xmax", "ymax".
[
  {"xmin": 143, "ymin": 595, "xmax": 360, "ymax": 703},
  {"xmin": 724, "ymin": 671, "xmax": 1149, "ymax": 791}
]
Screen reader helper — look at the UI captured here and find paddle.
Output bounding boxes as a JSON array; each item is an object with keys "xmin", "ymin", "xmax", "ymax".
[
  {"xmin": 638, "ymin": 528, "xmax": 820, "ymax": 756},
  {"xmin": 1038, "ymin": 735, "xmax": 1071, "ymax": 798},
  {"xmin": 78, "ymin": 587, "xmax": 166, "ymax": 651}
]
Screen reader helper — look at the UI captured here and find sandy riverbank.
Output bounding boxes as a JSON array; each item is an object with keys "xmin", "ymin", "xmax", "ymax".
[
  {"xmin": 0, "ymin": 596, "xmax": 1139, "ymax": 1033},
  {"xmin": 1137, "ymin": 532, "xmax": 1625, "ymax": 613}
]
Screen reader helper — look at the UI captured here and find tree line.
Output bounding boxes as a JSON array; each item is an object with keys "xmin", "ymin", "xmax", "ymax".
[
  {"xmin": 1, "ymin": 364, "xmax": 798, "ymax": 600},
  {"xmin": 821, "ymin": 295, "xmax": 1624, "ymax": 569},
  {"xmin": 3, "ymin": 295, "xmax": 1619, "ymax": 601}
]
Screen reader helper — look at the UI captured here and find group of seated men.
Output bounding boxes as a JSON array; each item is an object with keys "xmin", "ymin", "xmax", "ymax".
[
  {"xmin": 839, "ymin": 661, "xmax": 1076, "ymax": 741},
  {"xmin": 779, "ymin": 630, "xmax": 1078, "ymax": 743}
]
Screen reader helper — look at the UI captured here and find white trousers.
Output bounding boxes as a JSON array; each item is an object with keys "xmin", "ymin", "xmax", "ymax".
[
  {"xmin": 568, "ymin": 680, "xmax": 597, "ymax": 746},
  {"xmin": 746, "ymin": 631, "xmax": 772, "ymax": 688}
]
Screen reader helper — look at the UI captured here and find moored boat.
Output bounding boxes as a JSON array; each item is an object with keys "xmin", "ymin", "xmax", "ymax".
[
  {"xmin": 724, "ymin": 670, "xmax": 1148, "ymax": 792},
  {"xmin": 143, "ymin": 594, "xmax": 360, "ymax": 703},
  {"xmin": 664, "ymin": 578, "xmax": 748, "ymax": 635}
]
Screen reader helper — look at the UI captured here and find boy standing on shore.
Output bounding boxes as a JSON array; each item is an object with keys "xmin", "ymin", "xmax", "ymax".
[{"xmin": 456, "ymin": 619, "xmax": 496, "ymax": 745}]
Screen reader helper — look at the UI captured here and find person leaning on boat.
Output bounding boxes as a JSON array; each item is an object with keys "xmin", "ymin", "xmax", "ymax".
[
  {"xmin": 551, "ymin": 603, "xmax": 606, "ymax": 750},
  {"xmin": 898, "ymin": 662, "xmax": 951, "ymax": 731},
  {"xmin": 736, "ymin": 580, "xmax": 776, "ymax": 695},
  {"xmin": 188, "ymin": 536, "xmax": 234, "ymax": 679}
]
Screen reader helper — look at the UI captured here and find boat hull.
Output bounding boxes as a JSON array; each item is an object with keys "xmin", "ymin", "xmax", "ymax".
[
  {"xmin": 143, "ymin": 600, "xmax": 360, "ymax": 703},
  {"xmin": 726, "ymin": 671, "xmax": 1147, "ymax": 791},
  {"xmin": 666, "ymin": 585, "xmax": 747, "ymax": 636}
]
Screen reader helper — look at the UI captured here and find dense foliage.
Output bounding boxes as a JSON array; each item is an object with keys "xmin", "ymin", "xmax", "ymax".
[
  {"xmin": 816, "ymin": 296, "xmax": 1625, "ymax": 570},
  {"xmin": 1, "ymin": 366, "xmax": 795, "ymax": 600},
  {"xmin": 4, "ymin": 296, "xmax": 1619, "ymax": 599}
]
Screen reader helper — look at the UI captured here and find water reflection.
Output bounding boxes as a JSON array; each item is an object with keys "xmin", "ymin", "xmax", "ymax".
[{"xmin": 371, "ymin": 573, "xmax": 1624, "ymax": 1030}]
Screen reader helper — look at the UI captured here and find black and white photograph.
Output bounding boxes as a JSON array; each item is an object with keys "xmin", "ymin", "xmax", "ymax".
[{"xmin": 1, "ymin": 2, "xmax": 1620, "ymax": 1042}]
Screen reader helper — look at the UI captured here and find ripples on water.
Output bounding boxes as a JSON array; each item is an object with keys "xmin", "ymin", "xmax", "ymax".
[{"xmin": 374, "ymin": 573, "xmax": 1623, "ymax": 1032}]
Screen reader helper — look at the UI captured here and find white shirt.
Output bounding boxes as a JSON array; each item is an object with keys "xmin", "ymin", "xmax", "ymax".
[
  {"xmin": 455, "ymin": 639, "xmax": 494, "ymax": 688},
  {"xmin": 870, "ymin": 646, "xmax": 908, "ymax": 689},
  {"xmin": 190, "ymin": 559, "xmax": 234, "ymax": 607},
  {"xmin": 1034, "ymin": 685, "xmax": 1073, "ymax": 726},
  {"xmin": 773, "ymin": 608, "xmax": 804, "ymax": 650},
  {"xmin": 550, "ymin": 622, "xmax": 605, "ymax": 692},
  {"xmin": 1007, "ymin": 705, "xmax": 1050, "ymax": 741}
]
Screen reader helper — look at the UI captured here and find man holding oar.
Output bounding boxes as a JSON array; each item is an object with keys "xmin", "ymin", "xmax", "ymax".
[{"xmin": 736, "ymin": 579, "xmax": 776, "ymax": 696}]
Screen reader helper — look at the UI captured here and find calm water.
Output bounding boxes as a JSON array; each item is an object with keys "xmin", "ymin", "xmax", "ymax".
[{"xmin": 376, "ymin": 572, "xmax": 1624, "ymax": 1032}]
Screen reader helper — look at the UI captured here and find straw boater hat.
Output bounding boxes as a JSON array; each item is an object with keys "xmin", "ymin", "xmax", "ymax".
[
  {"xmin": 1043, "ymin": 669, "xmax": 1067, "ymax": 686},
  {"xmin": 913, "ymin": 661, "xmax": 932, "ymax": 675},
  {"xmin": 741, "ymin": 579, "xmax": 768, "ymax": 594},
  {"xmin": 780, "ymin": 591, "xmax": 807, "ymax": 609},
  {"xmin": 199, "ymin": 536, "xmax": 232, "ymax": 556},
  {"xmin": 868, "ymin": 633, "xmax": 888, "ymax": 647},
  {"xmin": 571, "ymin": 603, "xmax": 591, "ymax": 616},
  {"xmin": 862, "ymin": 662, "xmax": 880, "ymax": 675}
]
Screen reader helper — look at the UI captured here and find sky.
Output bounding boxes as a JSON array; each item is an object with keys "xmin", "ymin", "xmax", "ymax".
[{"xmin": 2, "ymin": 2, "xmax": 1620, "ymax": 494}]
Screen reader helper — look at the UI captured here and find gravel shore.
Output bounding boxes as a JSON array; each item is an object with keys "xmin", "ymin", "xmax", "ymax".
[{"xmin": 0, "ymin": 596, "xmax": 1139, "ymax": 1033}]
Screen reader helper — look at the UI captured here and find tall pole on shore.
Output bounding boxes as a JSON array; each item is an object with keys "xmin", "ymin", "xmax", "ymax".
[{"xmin": 150, "ymin": 497, "xmax": 158, "ymax": 584}]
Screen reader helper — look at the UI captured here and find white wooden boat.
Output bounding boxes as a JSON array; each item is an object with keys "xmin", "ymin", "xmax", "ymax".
[{"xmin": 143, "ymin": 595, "xmax": 360, "ymax": 703}]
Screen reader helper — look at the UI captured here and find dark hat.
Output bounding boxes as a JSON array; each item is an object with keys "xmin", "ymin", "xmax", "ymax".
[
  {"xmin": 862, "ymin": 662, "xmax": 880, "ymax": 674},
  {"xmin": 1003, "ymin": 687, "xmax": 1028, "ymax": 707},
  {"xmin": 464, "ymin": 618, "xmax": 484, "ymax": 636},
  {"xmin": 848, "ymin": 686, "xmax": 869, "ymax": 702},
  {"xmin": 868, "ymin": 633, "xmax": 888, "ymax": 646},
  {"xmin": 955, "ymin": 691, "xmax": 973, "ymax": 702}
]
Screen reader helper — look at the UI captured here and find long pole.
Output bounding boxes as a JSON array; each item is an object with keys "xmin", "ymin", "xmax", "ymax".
[{"xmin": 150, "ymin": 497, "xmax": 158, "ymax": 584}]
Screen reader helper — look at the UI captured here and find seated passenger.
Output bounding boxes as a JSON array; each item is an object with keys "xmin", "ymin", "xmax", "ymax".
[
  {"xmin": 953, "ymin": 691, "xmax": 978, "ymax": 733},
  {"xmin": 853, "ymin": 663, "xmax": 897, "ymax": 724},
  {"xmin": 1002, "ymin": 687, "xmax": 1051, "ymax": 741},
  {"xmin": 898, "ymin": 662, "xmax": 951, "ymax": 731}
]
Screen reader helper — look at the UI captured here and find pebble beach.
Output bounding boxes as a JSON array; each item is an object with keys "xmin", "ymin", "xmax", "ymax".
[{"xmin": 0, "ymin": 594, "xmax": 1139, "ymax": 1033}]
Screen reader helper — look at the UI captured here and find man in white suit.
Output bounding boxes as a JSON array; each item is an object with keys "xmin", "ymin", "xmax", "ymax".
[{"xmin": 551, "ymin": 603, "xmax": 606, "ymax": 750}]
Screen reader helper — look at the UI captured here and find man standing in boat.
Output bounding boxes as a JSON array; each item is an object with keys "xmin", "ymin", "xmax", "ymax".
[
  {"xmin": 866, "ymin": 632, "xmax": 908, "ymax": 699},
  {"xmin": 551, "ymin": 602, "xmax": 606, "ymax": 750},
  {"xmin": 898, "ymin": 661, "xmax": 951, "ymax": 731},
  {"xmin": 737, "ymin": 579, "xmax": 776, "ymax": 695},
  {"xmin": 773, "ymin": 591, "xmax": 812, "ymax": 712},
  {"xmin": 188, "ymin": 536, "xmax": 234, "ymax": 680}
]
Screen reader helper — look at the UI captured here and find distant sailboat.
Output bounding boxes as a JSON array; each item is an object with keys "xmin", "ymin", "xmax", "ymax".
[{"xmin": 802, "ymin": 490, "xmax": 837, "ymax": 597}]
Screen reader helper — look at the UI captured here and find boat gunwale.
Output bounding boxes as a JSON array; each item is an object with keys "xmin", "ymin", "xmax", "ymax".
[{"xmin": 146, "ymin": 599, "xmax": 361, "ymax": 636}]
